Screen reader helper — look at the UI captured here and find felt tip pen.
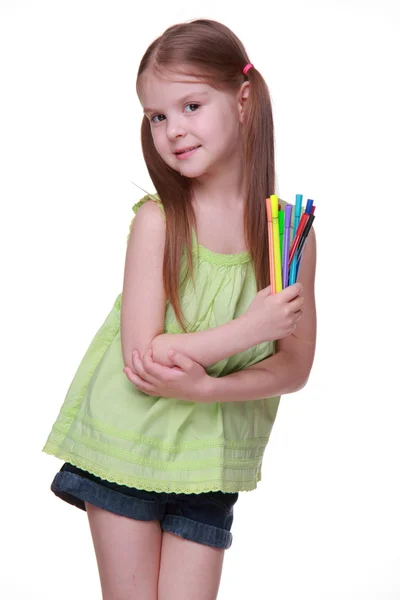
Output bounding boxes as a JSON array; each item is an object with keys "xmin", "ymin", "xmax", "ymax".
[
  {"xmin": 270, "ymin": 195, "xmax": 283, "ymax": 292},
  {"xmin": 266, "ymin": 197, "xmax": 276, "ymax": 294},
  {"xmin": 296, "ymin": 214, "xmax": 315, "ymax": 260},
  {"xmin": 282, "ymin": 204, "xmax": 292, "ymax": 288},
  {"xmin": 289, "ymin": 213, "xmax": 309, "ymax": 265},
  {"xmin": 305, "ymin": 199, "xmax": 314, "ymax": 214},
  {"xmin": 278, "ymin": 209, "xmax": 284, "ymax": 262},
  {"xmin": 293, "ymin": 194, "xmax": 303, "ymax": 238},
  {"xmin": 295, "ymin": 214, "xmax": 315, "ymax": 279},
  {"xmin": 289, "ymin": 250, "xmax": 298, "ymax": 285}
]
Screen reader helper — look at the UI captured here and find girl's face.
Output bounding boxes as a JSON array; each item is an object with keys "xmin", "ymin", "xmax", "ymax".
[{"xmin": 138, "ymin": 70, "xmax": 246, "ymax": 179}]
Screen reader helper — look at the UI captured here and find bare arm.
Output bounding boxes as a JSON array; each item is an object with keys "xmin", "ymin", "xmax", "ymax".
[
  {"xmin": 150, "ymin": 318, "xmax": 259, "ymax": 368},
  {"xmin": 202, "ymin": 228, "xmax": 317, "ymax": 402},
  {"xmin": 120, "ymin": 201, "xmax": 167, "ymax": 371},
  {"xmin": 121, "ymin": 200, "xmax": 263, "ymax": 370}
]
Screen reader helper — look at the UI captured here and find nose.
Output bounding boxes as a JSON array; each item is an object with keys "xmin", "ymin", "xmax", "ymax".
[{"xmin": 166, "ymin": 115, "xmax": 186, "ymax": 141}]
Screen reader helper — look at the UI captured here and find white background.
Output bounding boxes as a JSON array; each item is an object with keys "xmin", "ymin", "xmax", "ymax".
[{"xmin": 1, "ymin": 0, "xmax": 399, "ymax": 598}]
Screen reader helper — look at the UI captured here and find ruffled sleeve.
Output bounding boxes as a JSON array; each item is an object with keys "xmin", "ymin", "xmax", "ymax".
[{"xmin": 127, "ymin": 193, "xmax": 165, "ymax": 241}]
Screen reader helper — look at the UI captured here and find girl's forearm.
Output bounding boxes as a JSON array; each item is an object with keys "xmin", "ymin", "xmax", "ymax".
[
  {"xmin": 203, "ymin": 349, "xmax": 310, "ymax": 403},
  {"xmin": 151, "ymin": 315, "xmax": 259, "ymax": 368}
]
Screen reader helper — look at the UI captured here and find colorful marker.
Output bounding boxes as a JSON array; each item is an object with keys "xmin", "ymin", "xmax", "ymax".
[
  {"xmin": 266, "ymin": 197, "xmax": 276, "ymax": 293},
  {"xmin": 278, "ymin": 209, "xmax": 284, "ymax": 262},
  {"xmin": 305, "ymin": 199, "xmax": 314, "ymax": 214},
  {"xmin": 282, "ymin": 204, "xmax": 292, "ymax": 288},
  {"xmin": 289, "ymin": 213, "xmax": 309, "ymax": 266},
  {"xmin": 293, "ymin": 194, "xmax": 303, "ymax": 238},
  {"xmin": 289, "ymin": 251, "xmax": 298, "ymax": 285},
  {"xmin": 270, "ymin": 195, "xmax": 283, "ymax": 292},
  {"xmin": 295, "ymin": 213, "xmax": 315, "ymax": 280}
]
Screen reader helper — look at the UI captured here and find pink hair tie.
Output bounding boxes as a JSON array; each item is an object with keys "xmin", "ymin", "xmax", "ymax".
[{"xmin": 243, "ymin": 63, "xmax": 254, "ymax": 75}]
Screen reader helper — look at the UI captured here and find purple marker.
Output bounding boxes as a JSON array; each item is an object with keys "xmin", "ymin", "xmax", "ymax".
[{"xmin": 282, "ymin": 204, "xmax": 292, "ymax": 288}]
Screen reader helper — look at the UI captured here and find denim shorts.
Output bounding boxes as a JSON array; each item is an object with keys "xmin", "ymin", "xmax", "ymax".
[{"xmin": 50, "ymin": 463, "xmax": 239, "ymax": 550}]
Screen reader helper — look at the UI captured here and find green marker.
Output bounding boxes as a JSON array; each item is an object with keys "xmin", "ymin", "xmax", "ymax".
[{"xmin": 278, "ymin": 209, "xmax": 284, "ymax": 262}]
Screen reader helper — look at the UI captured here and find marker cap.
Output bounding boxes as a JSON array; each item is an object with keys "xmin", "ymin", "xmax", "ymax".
[
  {"xmin": 270, "ymin": 194, "xmax": 279, "ymax": 218},
  {"xmin": 284, "ymin": 204, "xmax": 293, "ymax": 227}
]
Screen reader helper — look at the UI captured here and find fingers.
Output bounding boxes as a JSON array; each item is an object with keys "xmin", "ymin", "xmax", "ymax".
[
  {"xmin": 123, "ymin": 365, "xmax": 135, "ymax": 383},
  {"xmin": 132, "ymin": 350, "xmax": 158, "ymax": 384},
  {"xmin": 128, "ymin": 349, "xmax": 192, "ymax": 391},
  {"xmin": 141, "ymin": 349, "xmax": 185, "ymax": 380},
  {"xmin": 167, "ymin": 350, "xmax": 194, "ymax": 372},
  {"xmin": 289, "ymin": 294, "xmax": 305, "ymax": 312},
  {"xmin": 279, "ymin": 282, "xmax": 303, "ymax": 300},
  {"xmin": 123, "ymin": 365, "xmax": 156, "ymax": 394}
]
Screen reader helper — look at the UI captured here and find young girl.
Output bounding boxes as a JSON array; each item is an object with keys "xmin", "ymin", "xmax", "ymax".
[{"xmin": 43, "ymin": 18, "xmax": 316, "ymax": 600}]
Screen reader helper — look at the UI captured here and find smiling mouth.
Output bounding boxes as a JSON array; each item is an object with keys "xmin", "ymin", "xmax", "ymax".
[{"xmin": 174, "ymin": 145, "xmax": 201, "ymax": 155}]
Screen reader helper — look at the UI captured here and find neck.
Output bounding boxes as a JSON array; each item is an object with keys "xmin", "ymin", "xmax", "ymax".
[{"xmin": 191, "ymin": 151, "xmax": 245, "ymax": 210}]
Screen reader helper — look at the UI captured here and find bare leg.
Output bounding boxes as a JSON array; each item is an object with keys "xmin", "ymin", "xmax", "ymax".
[
  {"xmin": 85, "ymin": 502, "xmax": 162, "ymax": 600},
  {"xmin": 158, "ymin": 531, "xmax": 225, "ymax": 600}
]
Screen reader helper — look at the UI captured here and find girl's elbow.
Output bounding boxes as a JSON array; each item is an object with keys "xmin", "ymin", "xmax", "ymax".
[
  {"xmin": 150, "ymin": 335, "xmax": 174, "ymax": 367},
  {"xmin": 294, "ymin": 373, "xmax": 310, "ymax": 393},
  {"xmin": 121, "ymin": 337, "xmax": 152, "ymax": 370},
  {"xmin": 293, "ymin": 361, "xmax": 314, "ymax": 393}
]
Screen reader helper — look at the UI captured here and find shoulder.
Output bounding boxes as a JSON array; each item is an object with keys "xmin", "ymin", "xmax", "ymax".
[
  {"xmin": 128, "ymin": 194, "xmax": 165, "ymax": 240},
  {"xmin": 127, "ymin": 194, "xmax": 165, "ymax": 240},
  {"xmin": 132, "ymin": 194, "xmax": 165, "ymax": 219}
]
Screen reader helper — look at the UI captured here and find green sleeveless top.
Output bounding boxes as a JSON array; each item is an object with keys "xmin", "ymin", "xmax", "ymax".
[{"xmin": 42, "ymin": 194, "xmax": 293, "ymax": 494}]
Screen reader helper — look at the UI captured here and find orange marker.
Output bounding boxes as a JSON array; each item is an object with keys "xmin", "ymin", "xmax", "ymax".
[{"xmin": 266, "ymin": 197, "xmax": 276, "ymax": 293}]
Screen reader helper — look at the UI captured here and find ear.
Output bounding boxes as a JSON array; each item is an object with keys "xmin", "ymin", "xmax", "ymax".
[{"xmin": 237, "ymin": 82, "xmax": 250, "ymax": 124}]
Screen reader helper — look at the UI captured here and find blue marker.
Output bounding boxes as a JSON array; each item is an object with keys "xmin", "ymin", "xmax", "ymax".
[
  {"xmin": 305, "ymin": 199, "xmax": 314, "ymax": 214},
  {"xmin": 289, "ymin": 250, "xmax": 298, "ymax": 285}
]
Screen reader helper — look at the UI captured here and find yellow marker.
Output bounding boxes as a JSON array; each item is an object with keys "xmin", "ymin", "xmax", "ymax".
[
  {"xmin": 266, "ymin": 197, "xmax": 276, "ymax": 294},
  {"xmin": 270, "ymin": 195, "xmax": 282, "ymax": 292}
]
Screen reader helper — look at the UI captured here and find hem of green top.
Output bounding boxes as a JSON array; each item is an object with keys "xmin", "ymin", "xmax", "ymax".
[{"xmin": 42, "ymin": 445, "xmax": 261, "ymax": 494}]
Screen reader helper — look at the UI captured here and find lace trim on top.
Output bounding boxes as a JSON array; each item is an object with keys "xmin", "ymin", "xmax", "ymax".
[{"xmin": 44, "ymin": 448, "xmax": 258, "ymax": 493}]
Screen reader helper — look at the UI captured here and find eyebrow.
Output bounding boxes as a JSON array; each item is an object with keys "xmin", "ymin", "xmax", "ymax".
[{"xmin": 143, "ymin": 90, "xmax": 209, "ymax": 114}]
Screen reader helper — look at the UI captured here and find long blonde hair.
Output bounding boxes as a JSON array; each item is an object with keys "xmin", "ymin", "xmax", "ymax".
[{"xmin": 137, "ymin": 19, "xmax": 275, "ymax": 331}]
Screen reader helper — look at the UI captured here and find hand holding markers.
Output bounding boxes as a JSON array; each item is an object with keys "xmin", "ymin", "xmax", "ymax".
[
  {"xmin": 244, "ymin": 282, "xmax": 304, "ymax": 342},
  {"xmin": 266, "ymin": 194, "xmax": 316, "ymax": 292}
]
